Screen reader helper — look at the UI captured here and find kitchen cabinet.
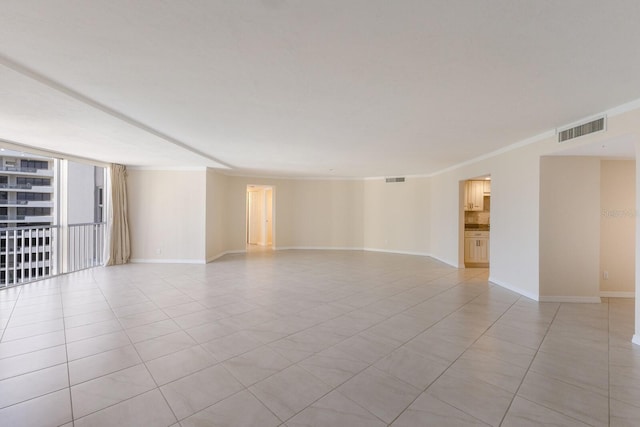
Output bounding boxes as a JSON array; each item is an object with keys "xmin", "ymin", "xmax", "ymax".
[
  {"xmin": 483, "ymin": 180, "xmax": 491, "ymax": 194},
  {"xmin": 465, "ymin": 181, "xmax": 484, "ymax": 211},
  {"xmin": 464, "ymin": 231, "xmax": 489, "ymax": 266}
]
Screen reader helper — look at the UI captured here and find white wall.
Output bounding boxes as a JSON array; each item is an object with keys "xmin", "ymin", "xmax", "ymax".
[
  {"xmin": 222, "ymin": 176, "xmax": 364, "ymax": 252},
  {"xmin": 363, "ymin": 177, "xmax": 430, "ymax": 255},
  {"xmin": 206, "ymin": 169, "xmax": 227, "ymax": 261},
  {"xmin": 127, "ymin": 169, "xmax": 206, "ymax": 263},
  {"xmin": 539, "ymin": 157, "xmax": 601, "ymax": 301},
  {"xmin": 600, "ymin": 160, "xmax": 635, "ymax": 295}
]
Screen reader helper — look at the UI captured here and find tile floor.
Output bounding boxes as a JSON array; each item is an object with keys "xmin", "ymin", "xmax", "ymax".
[{"xmin": 0, "ymin": 250, "xmax": 638, "ymax": 426}]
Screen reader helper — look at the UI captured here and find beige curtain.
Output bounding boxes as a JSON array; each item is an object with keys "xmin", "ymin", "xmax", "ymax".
[{"xmin": 107, "ymin": 164, "xmax": 131, "ymax": 265}]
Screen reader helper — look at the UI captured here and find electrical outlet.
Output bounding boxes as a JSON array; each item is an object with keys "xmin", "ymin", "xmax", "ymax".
[
  {"xmin": 603, "ymin": 271, "xmax": 609, "ymax": 280},
  {"xmin": 156, "ymin": 248, "xmax": 162, "ymax": 255}
]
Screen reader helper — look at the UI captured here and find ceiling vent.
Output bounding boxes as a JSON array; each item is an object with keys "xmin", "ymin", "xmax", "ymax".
[
  {"xmin": 557, "ymin": 116, "xmax": 606, "ymax": 143},
  {"xmin": 385, "ymin": 177, "xmax": 405, "ymax": 183}
]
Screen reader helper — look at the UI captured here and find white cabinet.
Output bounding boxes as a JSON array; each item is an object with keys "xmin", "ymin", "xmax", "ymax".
[
  {"xmin": 483, "ymin": 180, "xmax": 491, "ymax": 194},
  {"xmin": 464, "ymin": 231, "xmax": 489, "ymax": 266},
  {"xmin": 465, "ymin": 181, "xmax": 484, "ymax": 211}
]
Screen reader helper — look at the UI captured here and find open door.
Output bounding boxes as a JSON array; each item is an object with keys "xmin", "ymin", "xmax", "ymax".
[{"xmin": 246, "ymin": 185, "xmax": 274, "ymax": 249}]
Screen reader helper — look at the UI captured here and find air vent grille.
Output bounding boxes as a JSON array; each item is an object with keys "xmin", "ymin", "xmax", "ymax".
[
  {"xmin": 558, "ymin": 117, "xmax": 606, "ymax": 143},
  {"xmin": 385, "ymin": 177, "xmax": 405, "ymax": 183}
]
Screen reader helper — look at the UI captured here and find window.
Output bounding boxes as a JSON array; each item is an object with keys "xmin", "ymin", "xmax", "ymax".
[
  {"xmin": 16, "ymin": 207, "xmax": 51, "ymax": 216},
  {"xmin": 16, "ymin": 177, "xmax": 51, "ymax": 186},
  {"xmin": 16, "ymin": 193, "xmax": 51, "ymax": 201},
  {"xmin": 20, "ymin": 160, "xmax": 49, "ymax": 170}
]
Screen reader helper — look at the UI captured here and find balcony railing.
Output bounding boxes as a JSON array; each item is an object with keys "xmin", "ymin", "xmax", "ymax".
[
  {"xmin": 0, "ymin": 166, "xmax": 38, "ymax": 173},
  {"xmin": 0, "ymin": 200, "xmax": 28, "ymax": 205},
  {"xmin": 67, "ymin": 223, "xmax": 106, "ymax": 272},
  {"xmin": 0, "ymin": 222, "xmax": 106, "ymax": 287},
  {"xmin": 0, "ymin": 226, "xmax": 58, "ymax": 286},
  {"xmin": 0, "ymin": 183, "xmax": 32, "ymax": 190}
]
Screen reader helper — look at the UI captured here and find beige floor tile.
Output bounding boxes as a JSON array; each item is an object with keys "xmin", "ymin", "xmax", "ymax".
[
  {"xmin": 74, "ymin": 389, "xmax": 177, "ymax": 427},
  {"xmin": 427, "ymin": 369, "xmax": 514, "ymax": 426},
  {"xmin": 530, "ymin": 349, "xmax": 609, "ymax": 395},
  {"xmin": 249, "ymin": 365, "xmax": 332, "ymax": 421},
  {"xmin": 450, "ymin": 351, "xmax": 528, "ymax": 393},
  {"xmin": 185, "ymin": 319, "xmax": 240, "ymax": 343},
  {"xmin": 485, "ymin": 322, "xmax": 546, "ymax": 350},
  {"xmin": 134, "ymin": 330, "xmax": 197, "ymax": 361},
  {"xmin": 69, "ymin": 344, "xmax": 141, "ymax": 385},
  {"xmin": 222, "ymin": 345, "xmax": 293, "ymax": 386},
  {"xmin": 0, "ymin": 389, "xmax": 72, "ymax": 427},
  {"xmin": 611, "ymin": 398, "xmax": 640, "ymax": 427},
  {"xmin": 330, "ymin": 331, "xmax": 401, "ymax": 364},
  {"xmin": 125, "ymin": 318, "xmax": 181, "ymax": 343},
  {"xmin": 0, "ymin": 344, "xmax": 67, "ymax": 380},
  {"xmin": 465, "ymin": 335, "xmax": 536, "ymax": 369},
  {"xmin": 287, "ymin": 390, "xmax": 386, "ymax": 427},
  {"xmin": 66, "ymin": 330, "xmax": 131, "ymax": 361},
  {"xmin": 391, "ymin": 393, "xmax": 490, "ymax": 426},
  {"xmin": 1, "ymin": 251, "xmax": 639, "ymax": 426},
  {"xmin": 610, "ymin": 365, "xmax": 640, "ymax": 408},
  {"xmin": 146, "ymin": 345, "xmax": 217, "ymax": 385},
  {"xmin": 203, "ymin": 331, "xmax": 264, "ymax": 362},
  {"xmin": 518, "ymin": 371, "xmax": 609, "ymax": 426},
  {"xmin": 160, "ymin": 364, "xmax": 244, "ymax": 420},
  {"xmin": 337, "ymin": 366, "xmax": 421, "ymax": 424},
  {"xmin": 63, "ymin": 309, "xmax": 116, "ymax": 329},
  {"xmin": 502, "ymin": 396, "xmax": 591, "ymax": 427},
  {"xmin": 65, "ymin": 319, "xmax": 123, "ymax": 343},
  {"xmin": 70, "ymin": 363, "xmax": 156, "ymax": 418},
  {"xmin": 162, "ymin": 301, "xmax": 208, "ymax": 318},
  {"xmin": 403, "ymin": 330, "xmax": 469, "ymax": 363},
  {"xmin": 297, "ymin": 349, "xmax": 369, "ymax": 388},
  {"xmin": 0, "ymin": 363, "xmax": 69, "ymax": 409},
  {"xmin": 118, "ymin": 309, "xmax": 169, "ymax": 329},
  {"xmin": 0, "ymin": 330, "xmax": 65, "ymax": 360},
  {"xmin": 181, "ymin": 389, "xmax": 281, "ymax": 427},
  {"xmin": 268, "ymin": 329, "xmax": 345, "ymax": 361},
  {"xmin": 374, "ymin": 346, "xmax": 450, "ymax": 390},
  {"xmin": 1, "ymin": 318, "xmax": 64, "ymax": 342}
]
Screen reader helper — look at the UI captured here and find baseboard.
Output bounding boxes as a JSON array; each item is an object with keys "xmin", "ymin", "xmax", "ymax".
[
  {"xmin": 632, "ymin": 334, "xmax": 640, "ymax": 346},
  {"xmin": 362, "ymin": 247, "xmax": 432, "ymax": 257},
  {"xmin": 130, "ymin": 258, "xmax": 206, "ymax": 265},
  {"xmin": 599, "ymin": 291, "xmax": 635, "ymax": 298},
  {"xmin": 207, "ymin": 250, "xmax": 246, "ymax": 263},
  {"xmin": 275, "ymin": 246, "xmax": 363, "ymax": 251},
  {"xmin": 488, "ymin": 277, "xmax": 539, "ymax": 301},
  {"xmin": 427, "ymin": 254, "xmax": 459, "ymax": 268},
  {"xmin": 538, "ymin": 296, "xmax": 602, "ymax": 303}
]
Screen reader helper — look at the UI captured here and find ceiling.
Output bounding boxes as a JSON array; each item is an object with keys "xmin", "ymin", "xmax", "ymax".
[{"xmin": 1, "ymin": 1, "xmax": 640, "ymax": 177}]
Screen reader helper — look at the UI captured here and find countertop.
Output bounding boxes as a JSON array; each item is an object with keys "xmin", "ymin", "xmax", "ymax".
[{"xmin": 464, "ymin": 224, "xmax": 490, "ymax": 231}]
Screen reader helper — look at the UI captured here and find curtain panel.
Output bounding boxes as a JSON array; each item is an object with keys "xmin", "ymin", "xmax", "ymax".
[{"xmin": 107, "ymin": 164, "xmax": 131, "ymax": 265}]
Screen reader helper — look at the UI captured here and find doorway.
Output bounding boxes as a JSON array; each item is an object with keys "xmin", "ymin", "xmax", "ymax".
[
  {"xmin": 246, "ymin": 185, "xmax": 274, "ymax": 250},
  {"xmin": 460, "ymin": 176, "xmax": 491, "ymax": 268}
]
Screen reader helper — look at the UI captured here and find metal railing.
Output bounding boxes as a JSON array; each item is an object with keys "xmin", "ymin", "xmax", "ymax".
[
  {"xmin": 0, "ymin": 166, "xmax": 38, "ymax": 173},
  {"xmin": 0, "ymin": 226, "xmax": 58, "ymax": 286},
  {"xmin": 0, "ymin": 200, "xmax": 28, "ymax": 205},
  {"xmin": 67, "ymin": 223, "xmax": 106, "ymax": 272},
  {"xmin": 0, "ymin": 183, "xmax": 32, "ymax": 190},
  {"xmin": 0, "ymin": 222, "xmax": 106, "ymax": 288}
]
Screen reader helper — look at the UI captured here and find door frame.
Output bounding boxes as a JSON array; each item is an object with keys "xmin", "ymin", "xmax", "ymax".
[{"xmin": 245, "ymin": 184, "xmax": 276, "ymax": 248}]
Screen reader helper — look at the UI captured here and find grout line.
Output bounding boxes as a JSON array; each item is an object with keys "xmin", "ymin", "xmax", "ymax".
[
  {"xmin": 59, "ymin": 282, "xmax": 75, "ymax": 425},
  {"xmin": 0, "ymin": 287, "xmax": 23, "ymax": 343},
  {"xmin": 387, "ymin": 287, "xmax": 522, "ymax": 426},
  {"xmin": 496, "ymin": 302, "xmax": 563, "ymax": 426}
]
